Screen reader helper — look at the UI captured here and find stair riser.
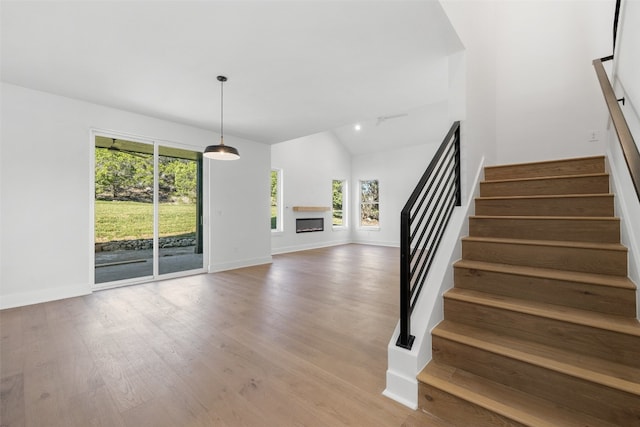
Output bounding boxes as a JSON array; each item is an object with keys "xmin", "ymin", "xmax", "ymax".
[
  {"xmin": 444, "ymin": 298, "xmax": 640, "ymax": 368},
  {"xmin": 481, "ymin": 175, "xmax": 609, "ymax": 198},
  {"xmin": 475, "ymin": 196, "xmax": 614, "ymax": 217},
  {"xmin": 418, "ymin": 382, "xmax": 526, "ymax": 427},
  {"xmin": 462, "ymin": 240, "xmax": 627, "ymax": 276},
  {"xmin": 484, "ymin": 157, "xmax": 606, "ymax": 181},
  {"xmin": 469, "ymin": 217, "xmax": 620, "ymax": 243},
  {"xmin": 454, "ymin": 266, "xmax": 636, "ymax": 317},
  {"xmin": 432, "ymin": 336, "xmax": 640, "ymax": 425}
]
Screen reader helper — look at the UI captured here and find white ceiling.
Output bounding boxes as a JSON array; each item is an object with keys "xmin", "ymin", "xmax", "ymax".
[
  {"xmin": 1, "ymin": 1, "xmax": 462, "ymax": 147},
  {"xmin": 333, "ymin": 100, "xmax": 451, "ymax": 155}
]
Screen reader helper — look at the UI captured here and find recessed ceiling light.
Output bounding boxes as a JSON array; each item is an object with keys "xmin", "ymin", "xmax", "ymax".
[{"xmin": 354, "ymin": 124, "xmax": 361, "ymax": 131}]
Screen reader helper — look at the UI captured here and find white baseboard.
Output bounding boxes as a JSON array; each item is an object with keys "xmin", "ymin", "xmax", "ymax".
[
  {"xmin": 0, "ymin": 284, "xmax": 91, "ymax": 310},
  {"xmin": 271, "ymin": 240, "xmax": 351, "ymax": 255},
  {"xmin": 209, "ymin": 256, "xmax": 273, "ymax": 273},
  {"xmin": 351, "ymin": 239, "xmax": 399, "ymax": 248},
  {"xmin": 383, "ymin": 369, "xmax": 419, "ymax": 409}
]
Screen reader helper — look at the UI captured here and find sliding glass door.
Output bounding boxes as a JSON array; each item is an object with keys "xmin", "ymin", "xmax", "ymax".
[
  {"xmin": 94, "ymin": 136, "xmax": 203, "ymax": 286},
  {"xmin": 158, "ymin": 146, "xmax": 203, "ymax": 275}
]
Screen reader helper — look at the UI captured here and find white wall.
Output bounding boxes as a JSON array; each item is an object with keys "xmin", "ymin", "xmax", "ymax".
[
  {"xmin": 614, "ymin": 0, "xmax": 640, "ymax": 154},
  {"xmin": 271, "ymin": 131, "xmax": 351, "ymax": 254},
  {"xmin": 442, "ymin": 0, "xmax": 613, "ymax": 169},
  {"xmin": 610, "ymin": 0, "xmax": 640, "ymax": 316},
  {"xmin": 493, "ymin": 0, "xmax": 613, "ymax": 164},
  {"xmin": 351, "ymin": 143, "xmax": 440, "ymax": 247},
  {"xmin": 208, "ymin": 138, "xmax": 271, "ymax": 272},
  {"xmin": 0, "ymin": 82, "xmax": 271, "ymax": 308},
  {"xmin": 441, "ymin": 0, "xmax": 498, "ymax": 200}
]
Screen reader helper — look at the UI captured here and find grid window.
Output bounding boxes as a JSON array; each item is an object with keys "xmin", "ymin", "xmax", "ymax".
[
  {"xmin": 271, "ymin": 169, "xmax": 283, "ymax": 231},
  {"xmin": 359, "ymin": 179, "xmax": 379, "ymax": 227},
  {"xmin": 332, "ymin": 179, "xmax": 346, "ymax": 227}
]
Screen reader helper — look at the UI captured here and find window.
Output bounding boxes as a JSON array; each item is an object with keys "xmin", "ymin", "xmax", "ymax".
[
  {"xmin": 359, "ymin": 179, "xmax": 379, "ymax": 228},
  {"xmin": 332, "ymin": 179, "xmax": 347, "ymax": 228},
  {"xmin": 271, "ymin": 169, "xmax": 283, "ymax": 232}
]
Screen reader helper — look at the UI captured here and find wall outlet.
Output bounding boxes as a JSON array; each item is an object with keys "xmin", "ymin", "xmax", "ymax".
[{"xmin": 587, "ymin": 130, "xmax": 601, "ymax": 142}]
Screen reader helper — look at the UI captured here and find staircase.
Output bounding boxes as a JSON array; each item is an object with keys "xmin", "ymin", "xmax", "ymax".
[{"xmin": 416, "ymin": 156, "xmax": 640, "ymax": 426}]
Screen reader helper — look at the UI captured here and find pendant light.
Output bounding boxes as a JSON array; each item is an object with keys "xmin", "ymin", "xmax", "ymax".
[{"xmin": 204, "ymin": 75, "xmax": 240, "ymax": 160}]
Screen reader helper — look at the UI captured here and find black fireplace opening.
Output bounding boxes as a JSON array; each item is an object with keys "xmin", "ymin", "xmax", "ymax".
[{"xmin": 296, "ymin": 218, "xmax": 324, "ymax": 233}]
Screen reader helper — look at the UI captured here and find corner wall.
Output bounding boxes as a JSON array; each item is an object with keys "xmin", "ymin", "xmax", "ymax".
[
  {"xmin": 351, "ymin": 143, "xmax": 440, "ymax": 247},
  {"xmin": 0, "ymin": 82, "xmax": 271, "ymax": 309},
  {"xmin": 493, "ymin": 0, "xmax": 613, "ymax": 164},
  {"xmin": 270, "ymin": 131, "xmax": 352, "ymax": 254}
]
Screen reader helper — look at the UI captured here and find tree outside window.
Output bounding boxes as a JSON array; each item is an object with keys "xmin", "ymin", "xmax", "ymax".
[
  {"xmin": 360, "ymin": 179, "xmax": 379, "ymax": 227},
  {"xmin": 332, "ymin": 179, "xmax": 346, "ymax": 227},
  {"xmin": 271, "ymin": 169, "xmax": 282, "ymax": 231}
]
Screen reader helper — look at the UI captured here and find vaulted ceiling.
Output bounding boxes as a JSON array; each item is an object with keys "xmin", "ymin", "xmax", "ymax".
[{"xmin": 1, "ymin": 1, "xmax": 462, "ymax": 149}]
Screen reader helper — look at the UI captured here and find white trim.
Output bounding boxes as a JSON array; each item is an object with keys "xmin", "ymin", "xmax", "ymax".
[
  {"xmin": 153, "ymin": 143, "xmax": 159, "ymax": 278},
  {"xmin": 271, "ymin": 240, "xmax": 351, "ymax": 255},
  {"xmin": 209, "ymin": 256, "xmax": 273, "ymax": 273},
  {"xmin": 357, "ymin": 226, "xmax": 381, "ymax": 231},
  {"xmin": 92, "ymin": 275, "xmax": 155, "ymax": 292},
  {"xmin": 382, "ymin": 371, "xmax": 419, "ymax": 410},
  {"xmin": 158, "ymin": 268, "xmax": 207, "ymax": 281},
  {"xmin": 0, "ymin": 284, "xmax": 90, "ymax": 310},
  {"xmin": 352, "ymin": 239, "xmax": 398, "ymax": 248},
  {"xmin": 89, "ymin": 130, "xmax": 97, "ymax": 289}
]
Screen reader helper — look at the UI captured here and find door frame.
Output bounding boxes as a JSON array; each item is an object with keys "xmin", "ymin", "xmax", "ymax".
[{"xmin": 89, "ymin": 128, "xmax": 208, "ymax": 290}]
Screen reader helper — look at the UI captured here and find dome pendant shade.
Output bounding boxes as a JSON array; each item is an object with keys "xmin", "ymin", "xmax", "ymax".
[
  {"xmin": 204, "ymin": 138, "xmax": 240, "ymax": 160},
  {"xmin": 204, "ymin": 75, "xmax": 240, "ymax": 161}
]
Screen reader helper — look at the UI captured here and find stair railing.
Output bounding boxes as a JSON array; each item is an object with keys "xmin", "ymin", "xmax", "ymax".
[
  {"xmin": 592, "ymin": 0, "xmax": 640, "ymax": 201},
  {"xmin": 397, "ymin": 121, "xmax": 461, "ymax": 349}
]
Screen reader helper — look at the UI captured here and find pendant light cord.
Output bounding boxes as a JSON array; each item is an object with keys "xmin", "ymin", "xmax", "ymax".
[{"xmin": 220, "ymin": 78, "xmax": 224, "ymax": 143}]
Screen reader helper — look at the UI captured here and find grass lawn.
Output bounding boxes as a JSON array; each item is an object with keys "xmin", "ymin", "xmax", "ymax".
[{"xmin": 95, "ymin": 200, "xmax": 196, "ymax": 242}]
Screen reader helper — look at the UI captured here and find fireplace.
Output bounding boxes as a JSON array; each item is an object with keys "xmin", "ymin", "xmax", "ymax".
[{"xmin": 296, "ymin": 218, "xmax": 324, "ymax": 233}]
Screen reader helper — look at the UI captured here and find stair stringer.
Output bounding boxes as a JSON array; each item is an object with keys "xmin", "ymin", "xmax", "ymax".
[
  {"xmin": 606, "ymin": 143, "xmax": 640, "ymax": 319},
  {"xmin": 384, "ymin": 157, "xmax": 485, "ymax": 408}
]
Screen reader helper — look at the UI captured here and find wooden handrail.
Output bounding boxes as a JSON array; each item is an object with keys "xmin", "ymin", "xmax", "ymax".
[{"xmin": 593, "ymin": 57, "xmax": 640, "ymax": 201}]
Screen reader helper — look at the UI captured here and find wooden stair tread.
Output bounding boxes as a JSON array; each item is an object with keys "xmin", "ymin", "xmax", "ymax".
[
  {"xmin": 418, "ymin": 361, "xmax": 620, "ymax": 427},
  {"xmin": 462, "ymin": 235, "xmax": 627, "ymax": 251},
  {"xmin": 434, "ymin": 320, "xmax": 640, "ymax": 395},
  {"xmin": 481, "ymin": 172, "xmax": 609, "ymax": 184},
  {"xmin": 476, "ymin": 193, "xmax": 613, "ymax": 201},
  {"xmin": 470, "ymin": 215, "xmax": 619, "ymax": 222},
  {"xmin": 485, "ymin": 155, "xmax": 605, "ymax": 169},
  {"xmin": 444, "ymin": 288, "xmax": 640, "ymax": 336},
  {"xmin": 454, "ymin": 259, "xmax": 636, "ymax": 290},
  {"xmin": 420, "ymin": 156, "xmax": 637, "ymax": 425},
  {"xmin": 484, "ymin": 156, "xmax": 606, "ymax": 181}
]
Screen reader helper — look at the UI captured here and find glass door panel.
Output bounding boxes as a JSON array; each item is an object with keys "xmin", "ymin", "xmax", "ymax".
[
  {"xmin": 94, "ymin": 137, "xmax": 154, "ymax": 284},
  {"xmin": 158, "ymin": 146, "xmax": 203, "ymax": 275}
]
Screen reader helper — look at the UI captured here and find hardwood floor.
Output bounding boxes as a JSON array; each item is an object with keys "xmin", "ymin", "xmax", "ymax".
[{"xmin": 1, "ymin": 244, "xmax": 424, "ymax": 427}]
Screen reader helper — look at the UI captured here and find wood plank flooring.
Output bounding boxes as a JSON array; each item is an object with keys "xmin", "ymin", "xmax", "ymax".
[{"xmin": 1, "ymin": 244, "xmax": 427, "ymax": 427}]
